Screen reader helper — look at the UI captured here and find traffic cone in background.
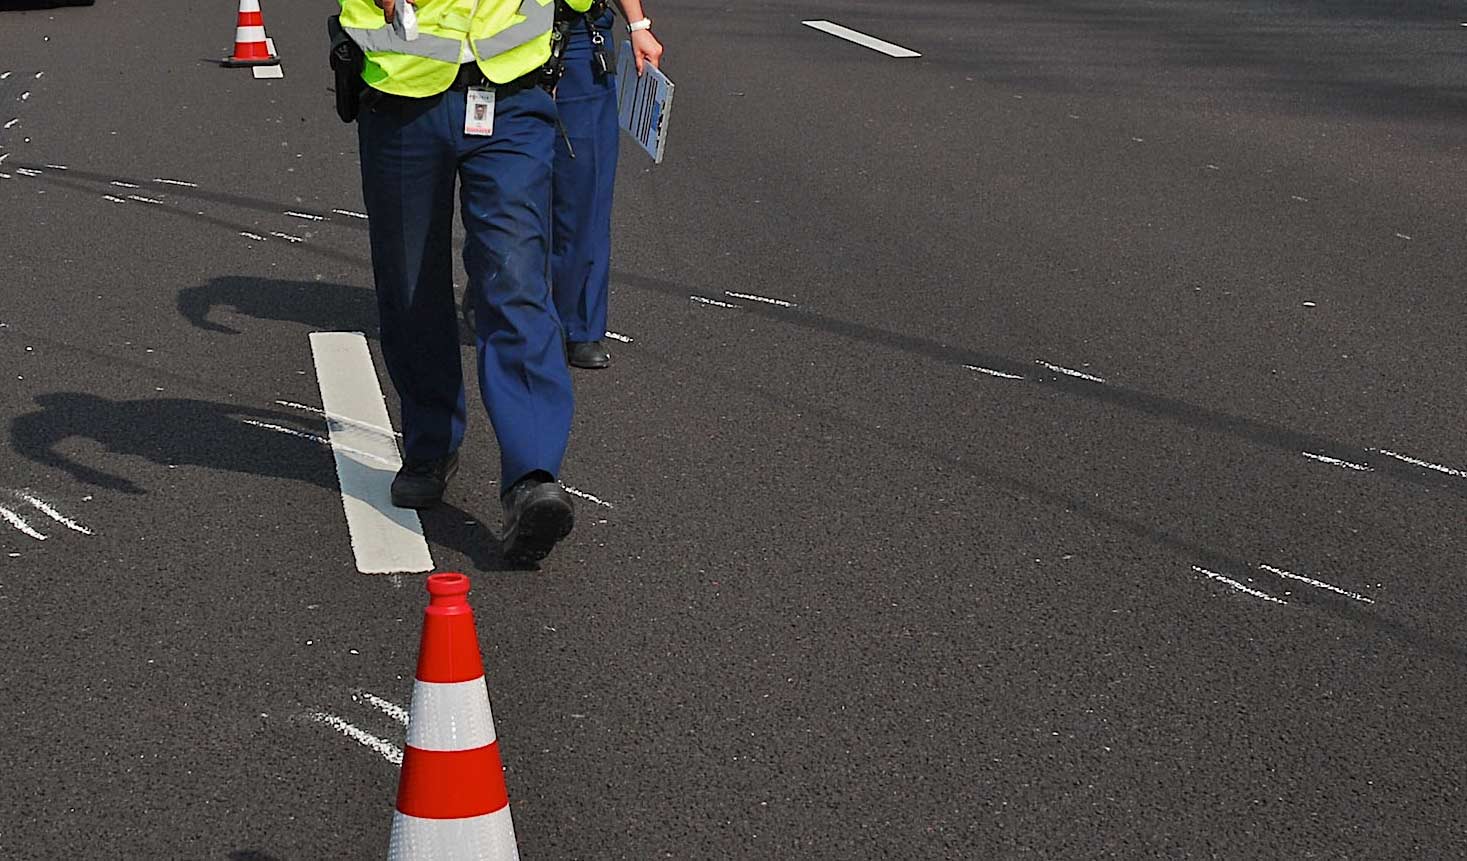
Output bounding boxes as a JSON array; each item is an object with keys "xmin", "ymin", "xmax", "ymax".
[
  {"xmin": 389, "ymin": 573, "xmax": 520, "ymax": 861},
  {"xmin": 222, "ymin": 0, "xmax": 279, "ymax": 67}
]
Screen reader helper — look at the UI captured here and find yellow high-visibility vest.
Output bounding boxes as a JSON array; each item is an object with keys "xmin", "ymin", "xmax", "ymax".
[{"xmin": 339, "ymin": 0, "xmax": 593, "ymax": 96}]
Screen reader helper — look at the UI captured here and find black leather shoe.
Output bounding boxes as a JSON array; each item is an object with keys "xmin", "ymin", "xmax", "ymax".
[
  {"xmin": 500, "ymin": 474, "xmax": 574, "ymax": 563},
  {"xmin": 566, "ymin": 340, "xmax": 611, "ymax": 370},
  {"xmin": 390, "ymin": 452, "xmax": 459, "ymax": 509}
]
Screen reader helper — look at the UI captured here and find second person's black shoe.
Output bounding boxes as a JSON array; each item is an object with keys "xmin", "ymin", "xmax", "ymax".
[
  {"xmin": 500, "ymin": 473, "xmax": 574, "ymax": 563},
  {"xmin": 390, "ymin": 452, "xmax": 459, "ymax": 509},
  {"xmin": 566, "ymin": 340, "xmax": 611, "ymax": 370}
]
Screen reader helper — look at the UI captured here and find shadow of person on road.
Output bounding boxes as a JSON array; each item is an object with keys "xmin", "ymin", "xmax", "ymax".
[
  {"xmin": 176, "ymin": 276, "xmax": 475, "ymax": 346},
  {"xmin": 0, "ymin": 0, "xmax": 94, "ymax": 9},
  {"xmin": 8, "ymin": 392, "xmax": 520, "ymax": 571}
]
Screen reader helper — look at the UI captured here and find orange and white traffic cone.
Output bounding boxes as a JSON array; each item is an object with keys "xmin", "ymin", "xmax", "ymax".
[
  {"xmin": 389, "ymin": 573, "xmax": 520, "ymax": 861},
  {"xmin": 222, "ymin": 0, "xmax": 279, "ymax": 67}
]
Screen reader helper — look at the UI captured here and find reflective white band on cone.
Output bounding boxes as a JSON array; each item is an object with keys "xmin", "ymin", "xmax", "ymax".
[
  {"xmin": 389, "ymin": 807, "xmax": 519, "ymax": 861},
  {"xmin": 238, "ymin": 0, "xmax": 261, "ymax": 12},
  {"xmin": 235, "ymin": 25, "xmax": 267, "ymax": 42},
  {"xmin": 406, "ymin": 677, "xmax": 497, "ymax": 751}
]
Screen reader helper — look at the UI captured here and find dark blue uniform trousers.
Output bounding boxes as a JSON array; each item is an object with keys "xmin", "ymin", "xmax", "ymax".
[
  {"xmin": 551, "ymin": 13, "xmax": 620, "ymax": 343},
  {"xmin": 358, "ymin": 82, "xmax": 573, "ymax": 489}
]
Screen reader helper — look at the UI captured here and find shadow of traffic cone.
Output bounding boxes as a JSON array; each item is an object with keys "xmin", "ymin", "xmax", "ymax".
[
  {"xmin": 222, "ymin": 0, "xmax": 279, "ymax": 67},
  {"xmin": 389, "ymin": 573, "xmax": 520, "ymax": 861}
]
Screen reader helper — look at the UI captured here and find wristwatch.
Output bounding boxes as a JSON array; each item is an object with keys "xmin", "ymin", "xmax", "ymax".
[{"xmin": 627, "ymin": 17, "xmax": 652, "ymax": 32}]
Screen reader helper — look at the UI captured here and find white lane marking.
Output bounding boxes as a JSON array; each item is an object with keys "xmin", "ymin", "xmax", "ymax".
[
  {"xmin": 562, "ymin": 484, "xmax": 613, "ymax": 509},
  {"xmin": 285, "ymin": 210, "xmax": 326, "ymax": 221},
  {"xmin": 306, "ymin": 711, "xmax": 404, "ymax": 765},
  {"xmin": 1371, "ymin": 448, "xmax": 1467, "ymax": 479},
  {"xmin": 239, "ymin": 419, "xmax": 398, "ymax": 467},
  {"xmin": 103, "ymin": 195, "xmax": 126, "ymax": 204},
  {"xmin": 311, "ymin": 332, "xmax": 434, "ymax": 574},
  {"xmin": 240, "ymin": 231, "xmax": 266, "ymax": 241},
  {"xmin": 355, "ymin": 690, "xmax": 409, "ymax": 726},
  {"xmin": 3, "ymin": 119, "xmax": 18, "ymax": 130},
  {"xmin": 1302, "ymin": 451, "xmax": 1372, "ymax": 472},
  {"xmin": 15, "ymin": 168, "xmax": 41, "ymax": 177},
  {"xmin": 270, "ymin": 231, "xmax": 305, "ymax": 243},
  {"xmin": 1036, "ymin": 360, "xmax": 1106, "ymax": 383},
  {"xmin": 690, "ymin": 295, "xmax": 739, "ymax": 309},
  {"xmin": 332, "ymin": 208, "xmax": 369, "ymax": 219},
  {"xmin": 1192, "ymin": 566, "xmax": 1287, "ymax": 605},
  {"xmin": 109, "ymin": 180, "xmax": 139, "ymax": 189},
  {"xmin": 43, "ymin": 164, "xmax": 66, "ymax": 170},
  {"xmin": 604, "ymin": 331, "xmax": 633, "ymax": 343},
  {"xmin": 801, "ymin": 20, "xmax": 921, "ymax": 58},
  {"xmin": 154, "ymin": 178, "xmax": 198, "ymax": 188},
  {"xmin": 14, "ymin": 492, "xmax": 91, "ymax": 535},
  {"xmin": 276, "ymin": 400, "xmax": 402, "ymax": 440},
  {"xmin": 1260, "ymin": 564, "xmax": 1374, "ymax": 604},
  {"xmin": 126, "ymin": 195, "xmax": 163, "ymax": 205},
  {"xmin": 964, "ymin": 364, "xmax": 1025, "ymax": 380},
  {"xmin": 253, "ymin": 64, "xmax": 284, "ymax": 80},
  {"xmin": 0, "ymin": 506, "xmax": 46, "ymax": 541},
  {"xmin": 725, "ymin": 291, "xmax": 797, "ymax": 308}
]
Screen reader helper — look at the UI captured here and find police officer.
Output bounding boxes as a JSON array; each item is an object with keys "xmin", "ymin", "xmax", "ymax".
[
  {"xmin": 551, "ymin": 0, "xmax": 662, "ymax": 369},
  {"xmin": 342, "ymin": 0, "xmax": 595, "ymax": 563}
]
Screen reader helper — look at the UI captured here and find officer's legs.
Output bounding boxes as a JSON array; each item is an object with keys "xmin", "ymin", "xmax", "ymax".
[
  {"xmin": 454, "ymin": 83, "xmax": 574, "ymax": 490},
  {"xmin": 358, "ymin": 95, "xmax": 466, "ymax": 464},
  {"xmin": 551, "ymin": 14, "xmax": 620, "ymax": 344}
]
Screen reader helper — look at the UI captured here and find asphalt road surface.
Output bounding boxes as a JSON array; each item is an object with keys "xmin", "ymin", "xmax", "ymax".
[{"xmin": 3, "ymin": 1, "xmax": 1467, "ymax": 857}]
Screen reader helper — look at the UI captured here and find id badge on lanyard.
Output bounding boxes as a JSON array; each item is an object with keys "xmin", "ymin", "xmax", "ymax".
[{"xmin": 465, "ymin": 87, "xmax": 495, "ymax": 136}]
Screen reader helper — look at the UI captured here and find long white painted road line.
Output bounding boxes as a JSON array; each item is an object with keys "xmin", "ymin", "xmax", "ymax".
[
  {"xmin": 801, "ymin": 20, "xmax": 922, "ymax": 58},
  {"xmin": 310, "ymin": 332, "xmax": 434, "ymax": 575}
]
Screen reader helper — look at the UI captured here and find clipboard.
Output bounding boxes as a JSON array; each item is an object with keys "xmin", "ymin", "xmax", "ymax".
[{"xmin": 615, "ymin": 42, "xmax": 675, "ymax": 164}]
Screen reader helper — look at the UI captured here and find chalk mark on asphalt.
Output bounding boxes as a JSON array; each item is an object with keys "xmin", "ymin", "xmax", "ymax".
[
  {"xmin": 1302, "ymin": 451, "xmax": 1372, "ymax": 472},
  {"xmin": 726, "ymin": 291, "xmax": 797, "ymax": 308},
  {"xmin": 1036, "ymin": 360, "xmax": 1106, "ymax": 383},
  {"xmin": 604, "ymin": 331, "xmax": 634, "ymax": 343},
  {"xmin": 355, "ymin": 690, "xmax": 410, "ymax": 726},
  {"xmin": 1192, "ymin": 565, "xmax": 1287, "ymax": 605},
  {"xmin": 1260, "ymin": 564, "xmax": 1373, "ymax": 604},
  {"xmin": 965, "ymin": 364, "xmax": 1025, "ymax": 380},
  {"xmin": 1371, "ymin": 448, "xmax": 1467, "ymax": 479},
  {"xmin": 691, "ymin": 295, "xmax": 739, "ymax": 309},
  {"xmin": 305, "ymin": 710, "xmax": 404, "ymax": 765}
]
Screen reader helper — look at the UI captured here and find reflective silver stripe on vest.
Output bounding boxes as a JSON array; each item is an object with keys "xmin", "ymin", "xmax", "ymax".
[
  {"xmin": 344, "ymin": 26, "xmax": 464, "ymax": 62},
  {"xmin": 472, "ymin": 0, "xmax": 551, "ymax": 58}
]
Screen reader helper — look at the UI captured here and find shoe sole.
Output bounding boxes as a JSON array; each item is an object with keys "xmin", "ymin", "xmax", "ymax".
[
  {"xmin": 502, "ymin": 494, "xmax": 575, "ymax": 563},
  {"xmin": 568, "ymin": 357, "xmax": 610, "ymax": 370}
]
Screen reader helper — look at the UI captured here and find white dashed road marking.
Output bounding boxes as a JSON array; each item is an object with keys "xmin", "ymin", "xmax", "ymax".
[
  {"xmin": 801, "ymin": 20, "xmax": 921, "ymax": 57},
  {"xmin": 311, "ymin": 332, "xmax": 434, "ymax": 575}
]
